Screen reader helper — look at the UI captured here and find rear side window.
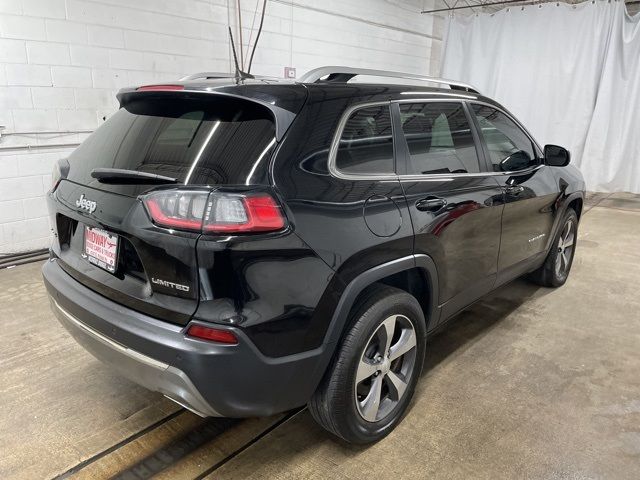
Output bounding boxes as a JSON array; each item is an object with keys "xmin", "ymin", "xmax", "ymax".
[
  {"xmin": 66, "ymin": 96, "xmax": 276, "ymax": 194},
  {"xmin": 399, "ymin": 102, "xmax": 480, "ymax": 175},
  {"xmin": 471, "ymin": 105, "xmax": 537, "ymax": 172},
  {"xmin": 335, "ymin": 105, "xmax": 394, "ymax": 175}
]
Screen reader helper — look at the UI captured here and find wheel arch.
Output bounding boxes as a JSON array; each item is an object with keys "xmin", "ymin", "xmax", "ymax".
[
  {"xmin": 323, "ymin": 255, "xmax": 440, "ymax": 348},
  {"xmin": 546, "ymin": 191, "xmax": 584, "ymax": 254},
  {"xmin": 567, "ymin": 195, "xmax": 584, "ymax": 220}
]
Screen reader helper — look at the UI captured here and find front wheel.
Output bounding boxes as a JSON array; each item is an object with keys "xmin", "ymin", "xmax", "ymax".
[
  {"xmin": 529, "ymin": 208, "xmax": 578, "ymax": 287},
  {"xmin": 308, "ymin": 285, "xmax": 426, "ymax": 444}
]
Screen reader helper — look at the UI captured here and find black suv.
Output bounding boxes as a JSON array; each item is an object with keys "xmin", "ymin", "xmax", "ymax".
[{"xmin": 43, "ymin": 67, "xmax": 585, "ymax": 444}]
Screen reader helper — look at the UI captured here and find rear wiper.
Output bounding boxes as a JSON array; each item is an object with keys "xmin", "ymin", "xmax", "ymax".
[{"xmin": 91, "ymin": 168, "xmax": 178, "ymax": 185}]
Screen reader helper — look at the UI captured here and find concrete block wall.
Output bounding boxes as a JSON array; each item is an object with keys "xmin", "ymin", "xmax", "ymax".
[{"xmin": 0, "ymin": 0, "xmax": 442, "ymax": 255}]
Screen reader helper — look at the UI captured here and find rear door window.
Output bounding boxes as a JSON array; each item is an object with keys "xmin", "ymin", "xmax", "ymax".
[
  {"xmin": 335, "ymin": 104, "xmax": 395, "ymax": 175},
  {"xmin": 66, "ymin": 96, "xmax": 276, "ymax": 195},
  {"xmin": 398, "ymin": 102, "xmax": 480, "ymax": 175}
]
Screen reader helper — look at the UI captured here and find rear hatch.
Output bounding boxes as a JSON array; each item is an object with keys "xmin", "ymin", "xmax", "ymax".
[{"xmin": 49, "ymin": 90, "xmax": 293, "ymax": 325}]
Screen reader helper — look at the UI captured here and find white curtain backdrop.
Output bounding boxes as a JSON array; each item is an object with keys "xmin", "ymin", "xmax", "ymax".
[
  {"xmin": 582, "ymin": 3, "xmax": 640, "ymax": 191},
  {"xmin": 441, "ymin": 1, "xmax": 640, "ymax": 193}
]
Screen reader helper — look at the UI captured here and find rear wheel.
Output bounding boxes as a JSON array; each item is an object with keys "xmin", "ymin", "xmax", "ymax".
[
  {"xmin": 529, "ymin": 208, "xmax": 578, "ymax": 287},
  {"xmin": 308, "ymin": 285, "xmax": 426, "ymax": 444}
]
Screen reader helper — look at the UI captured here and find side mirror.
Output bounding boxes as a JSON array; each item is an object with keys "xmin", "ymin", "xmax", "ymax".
[
  {"xmin": 544, "ymin": 144, "xmax": 570, "ymax": 167},
  {"xmin": 500, "ymin": 150, "xmax": 532, "ymax": 172}
]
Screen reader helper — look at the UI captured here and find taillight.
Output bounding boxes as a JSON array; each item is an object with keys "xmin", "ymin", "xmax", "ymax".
[
  {"xmin": 51, "ymin": 163, "xmax": 62, "ymax": 192},
  {"xmin": 142, "ymin": 189, "xmax": 286, "ymax": 234},
  {"xmin": 51, "ymin": 158, "xmax": 69, "ymax": 193},
  {"xmin": 186, "ymin": 324, "xmax": 238, "ymax": 344},
  {"xmin": 144, "ymin": 189, "xmax": 207, "ymax": 231},
  {"xmin": 204, "ymin": 194, "xmax": 285, "ymax": 233}
]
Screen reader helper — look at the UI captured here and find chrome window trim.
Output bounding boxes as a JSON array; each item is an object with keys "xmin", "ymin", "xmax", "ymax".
[
  {"xmin": 328, "ymin": 97, "xmax": 545, "ymax": 182},
  {"xmin": 328, "ymin": 100, "xmax": 400, "ymax": 182},
  {"xmin": 395, "ymin": 164, "xmax": 545, "ymax": 181}
]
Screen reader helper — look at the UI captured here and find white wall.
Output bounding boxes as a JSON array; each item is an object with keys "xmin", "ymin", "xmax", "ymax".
[{"xmin": 0, "ymin": 0, "xmax": 442, "ymax": 254}]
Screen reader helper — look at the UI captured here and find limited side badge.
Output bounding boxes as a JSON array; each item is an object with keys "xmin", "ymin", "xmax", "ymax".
[
  {"xmin": 528, "ymin": 233, "xmax": 546, "ymax": 243},
  {"xmin": 151, "ymin": 277, "xmax": 190, "ymax": 292}
]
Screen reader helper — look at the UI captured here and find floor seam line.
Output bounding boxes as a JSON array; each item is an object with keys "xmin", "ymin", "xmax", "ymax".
[
  {"xmin": 192, "ymin": 408, "xmax": 305, "ymax": 480},
  {"xmin": 50, "ymin": 408, "xmax": 186, "ymax": 480}
]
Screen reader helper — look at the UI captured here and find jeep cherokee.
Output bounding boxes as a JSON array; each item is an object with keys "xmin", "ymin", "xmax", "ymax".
[{"xmin": 43, "ymin": 66, "xmax": 585, "ymax": 444}]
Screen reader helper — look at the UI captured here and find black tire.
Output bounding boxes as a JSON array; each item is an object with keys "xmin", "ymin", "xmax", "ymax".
[
  {"xmin": 529, "ymin": 208, "xmax": 578, "ymax": 287},
  {"xmin": 308, "ymin": 284, "xmax": 426, "ymax": 444}
]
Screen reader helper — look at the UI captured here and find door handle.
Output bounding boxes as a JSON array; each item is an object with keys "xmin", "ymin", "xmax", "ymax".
[
  {"xmin": 416, "ymin": 197, "xmax": 447, "ymax": 212},
  {"xmin": 505, "ymin": 185, "xmax": 524, "ymax": 195}
]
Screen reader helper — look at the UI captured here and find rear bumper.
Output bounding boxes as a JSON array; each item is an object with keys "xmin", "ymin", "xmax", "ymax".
[
  {"xmin": 43, "ymin": 258, "xmax": 332, "ymax": 417},
  {"xmin": 49, "ymin": 296, "xmax": 221, "ymax": 416}
]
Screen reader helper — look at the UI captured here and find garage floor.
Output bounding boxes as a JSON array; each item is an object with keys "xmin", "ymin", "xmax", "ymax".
[{"xmin": 1, "ymin": 192, "xmax": 639, "ymax": 480}]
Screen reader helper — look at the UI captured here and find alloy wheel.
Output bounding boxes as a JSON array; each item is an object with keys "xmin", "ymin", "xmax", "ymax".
[
  {"xmin": 354, "ymin": 314, "xmax": 417, "ymax": 423},
  {"xmin": 555, "ymin": 219, "xmax": 575, "ymax": 279}
]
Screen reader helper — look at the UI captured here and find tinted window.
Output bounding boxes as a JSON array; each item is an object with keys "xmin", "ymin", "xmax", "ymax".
[
  {"xmin": 399, "ymin": 102, "xmax": 480, "ymax": 175},
  {"xmin": 472, "ymin": 105, "xmax": 537, "ymax": 172},
  {"xmin": 66, "ymin": 96, "xmax": 276, "ymax": 195},
  {"xmin": 336, "ymin": 105, "xmax": 394, "ymax": 175}
]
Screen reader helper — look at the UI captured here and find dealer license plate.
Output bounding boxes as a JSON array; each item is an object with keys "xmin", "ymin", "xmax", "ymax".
[{"xmin": 83, "ymin": 226, "xmax": 119, "ymax": 273}]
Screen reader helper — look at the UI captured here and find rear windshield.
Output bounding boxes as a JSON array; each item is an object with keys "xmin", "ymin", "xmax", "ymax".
[{"xmin": 66, "ymin": 96, "xmax": 276, "ymax": 195}]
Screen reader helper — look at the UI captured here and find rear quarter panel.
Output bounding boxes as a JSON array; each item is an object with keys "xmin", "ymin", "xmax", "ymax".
[{"xmin": 194, "ymin": 230, "xmax": 337, "ymax": 357}]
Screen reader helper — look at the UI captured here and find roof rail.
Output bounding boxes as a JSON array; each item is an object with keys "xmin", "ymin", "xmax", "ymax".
[
  {"xmin": 298, "ymin": 66, "xmax": 480, "ymax": 94},
  {"xmin": 179, "ymin": 72, "xmax": 235, "ymax": 81},
  {"xmin": 180, "ymin": 72, "xmax": 284, "ymax": 82}
]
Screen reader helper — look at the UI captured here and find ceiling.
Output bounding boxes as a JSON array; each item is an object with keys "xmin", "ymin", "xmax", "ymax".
[{"xmin": 426, "ymin": 0, "xmax": 639, "ymax": 16}]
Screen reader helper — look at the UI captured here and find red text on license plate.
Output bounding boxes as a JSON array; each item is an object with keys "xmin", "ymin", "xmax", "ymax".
[{"xmin": 83, "ymin": 227, "xmax": 118, "ymax": 273}]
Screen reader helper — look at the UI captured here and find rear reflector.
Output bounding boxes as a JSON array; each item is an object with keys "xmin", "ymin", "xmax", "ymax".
[
  {"xmin": 137, "ymin": 85, "xmax": 184, "ymax": 91},
  {"xmin": 142, "ymin": 189, "xmax": 286, "ymax": 234},
  {"xmin": 186, "ymin": 325, "xmax": 238, "ymax": 344}
]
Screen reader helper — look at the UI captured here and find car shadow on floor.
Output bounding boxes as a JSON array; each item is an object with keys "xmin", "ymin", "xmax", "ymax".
[{"xmin": 421, "ymin": 278, "xmax": 546, "ymax": 376}]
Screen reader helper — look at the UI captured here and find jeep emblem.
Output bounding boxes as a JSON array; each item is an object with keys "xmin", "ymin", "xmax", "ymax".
[{"xmin": 76, "ymin": 194, "xmax": 97, "ymax": 213}]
